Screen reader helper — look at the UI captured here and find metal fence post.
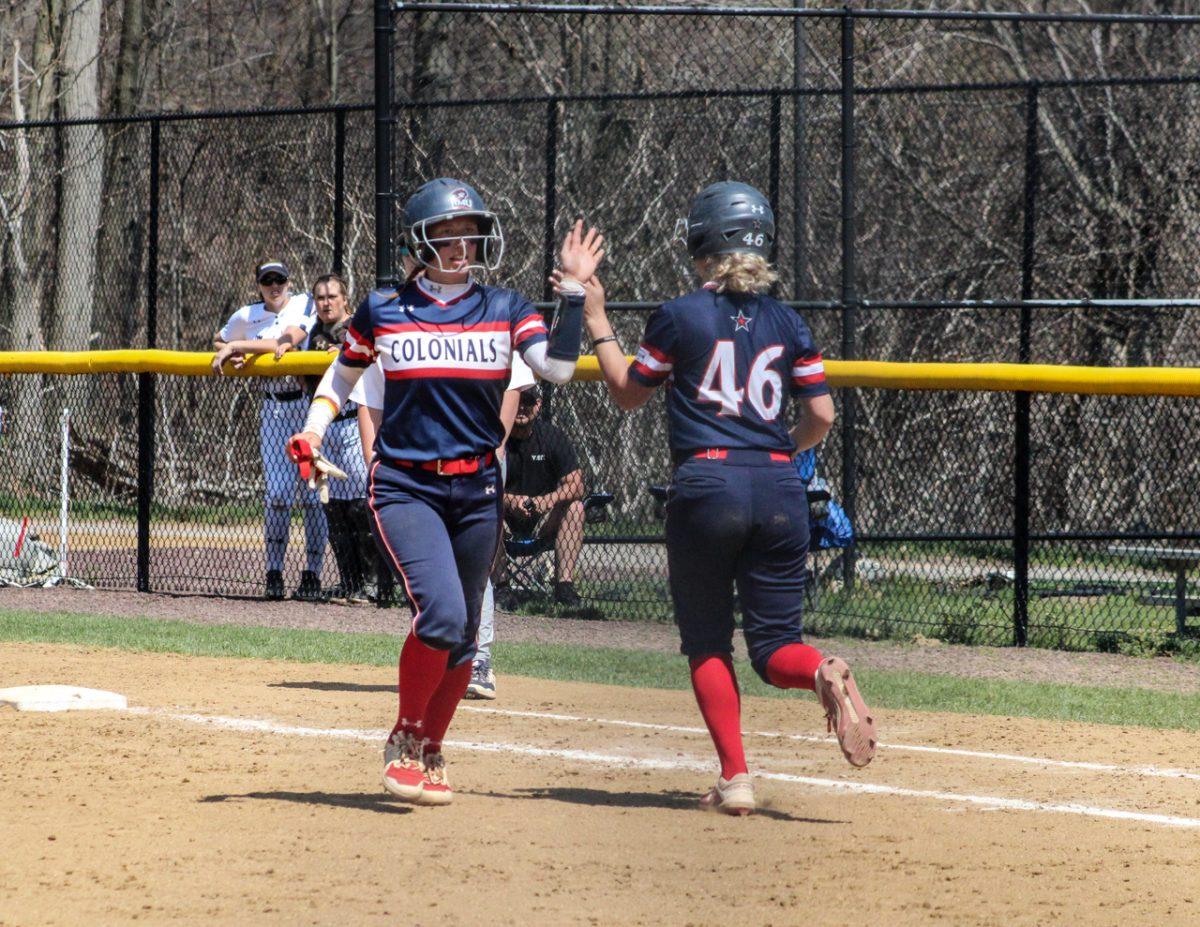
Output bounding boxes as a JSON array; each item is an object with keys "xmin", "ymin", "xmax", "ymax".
[
  {"xmin": 542, "ymin": 98, "xmax": 560, "ymax": 302},
  {"xmin": 793, "ymin": 3, "xmax": 809, "ymax": 298},
  {"xmin": 768, "ymin": 92, "xmax": 782, "ymax": 266},
  {"xmin": 375, "ymin": 0, "xmax": 397, "ymax": 287},
  {"xmin": 333, "ymin": 108, "xmax": 346, "ymax": 276},
  {"xmin": 1013, "ymin": 82, "xmax": 1040, "ymax": 646},
  {"xmin": 541, "ymin": 98, "xmax": 560, "ymax": 419},
  {"xmin": 840, "ymin": 9, "xmax": 859, "ymax": 589},
  {"xmin": 136, "ymin": 119, "xmax": 161, "ymax": 593}
]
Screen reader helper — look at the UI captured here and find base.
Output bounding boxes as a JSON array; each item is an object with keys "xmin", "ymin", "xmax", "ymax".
[{"xmin": 0, "ymin": 685, "xmax": 127, "ymax": 712}]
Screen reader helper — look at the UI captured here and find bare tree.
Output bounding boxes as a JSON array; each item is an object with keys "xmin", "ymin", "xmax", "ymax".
[{"xmin": 49, "ymin": 0, "xmax": 103, "ymax": 351}]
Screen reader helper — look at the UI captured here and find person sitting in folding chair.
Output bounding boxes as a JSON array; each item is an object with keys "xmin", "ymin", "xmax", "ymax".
[{"xmin": 497, "ymin": 385, "xmax": 587, "ymax": 607}]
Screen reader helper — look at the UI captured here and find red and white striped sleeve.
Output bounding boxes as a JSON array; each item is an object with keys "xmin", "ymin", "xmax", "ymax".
[
  {"xmin": 339, "ymin": 293, "xmax": 378, "ymax": 368},
  {"xmin": 789, "ymin": 313, "xmax": 830, "ymax": 397},
  {"xmin": 627, "ymin": 306, "xmax": 678, "ymax": 388}
]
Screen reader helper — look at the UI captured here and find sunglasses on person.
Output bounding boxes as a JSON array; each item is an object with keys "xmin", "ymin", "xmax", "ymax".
[{"xmin": 260, "ymin": 275, "xmax": 288, "ymax": 287}]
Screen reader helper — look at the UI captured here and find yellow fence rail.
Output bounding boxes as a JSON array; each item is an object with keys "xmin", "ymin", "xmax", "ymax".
[{"xmin": 4, "ymin": 350, "xmax": 1200, "ymax": 396}]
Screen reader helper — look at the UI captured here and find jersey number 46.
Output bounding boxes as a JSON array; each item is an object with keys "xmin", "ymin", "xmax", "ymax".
[{"xmin": 697, "ymin": 341, "xmax": 783, "ymax": 420}]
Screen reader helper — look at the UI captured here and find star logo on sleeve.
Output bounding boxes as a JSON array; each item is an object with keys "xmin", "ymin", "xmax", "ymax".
[{"xmin": 731, "ymin": 310, "xmax": 753, "ymax": 332}]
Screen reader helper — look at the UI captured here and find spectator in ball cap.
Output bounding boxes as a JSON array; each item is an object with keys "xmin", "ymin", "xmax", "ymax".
[{"xmin": 257, "ymin": 261, "xmax": 290, "ymax": 284}]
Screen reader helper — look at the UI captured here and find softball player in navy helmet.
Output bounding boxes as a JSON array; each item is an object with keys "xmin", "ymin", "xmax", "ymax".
[
  {"xmin": 575, "ymin": 181, "xmax": 876, "ymax": 815},
  {"xmin": 290, "ymin": 178, "xmax": 602, "ymax": 804}
]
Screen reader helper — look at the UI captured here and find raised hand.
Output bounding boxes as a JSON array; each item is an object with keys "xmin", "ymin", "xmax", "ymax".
[
  {"xmin": 559, "ymin": 219, "xmax": 605, "ymax": 284},
  {"xmin": 581, "ymin": 275, "xmax": 606, "ymax": 324}
]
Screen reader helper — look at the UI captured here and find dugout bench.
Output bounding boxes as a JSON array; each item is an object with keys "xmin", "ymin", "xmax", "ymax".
[{"xmin": 1107, "ymin": 545, "xmax": 1200, "ymax": 637}]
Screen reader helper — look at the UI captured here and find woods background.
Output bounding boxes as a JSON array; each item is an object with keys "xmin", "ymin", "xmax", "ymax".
[{"xmin": 1, "ymin": 2, "xmax": 1199, "ymax": 608}]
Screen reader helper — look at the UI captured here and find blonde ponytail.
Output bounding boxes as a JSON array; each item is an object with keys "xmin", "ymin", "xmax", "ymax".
[{"xmin": 704, "ymin": 252, "xmax": 778, "ymax": 295}]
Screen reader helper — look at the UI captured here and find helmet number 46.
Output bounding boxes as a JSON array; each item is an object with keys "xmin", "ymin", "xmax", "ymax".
[
  {"xmin": 696, "ymin": 341, "xmax": 784, "ymax": 420},
  {"xmin": 742, "ymin": 232, "xmax": 766, "ymax": 247}
]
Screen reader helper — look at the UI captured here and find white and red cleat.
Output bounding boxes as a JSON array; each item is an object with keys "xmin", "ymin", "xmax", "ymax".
[
  {"xmin": 416, "ymin": 751, "xmax": 453, "ymax": 806},
  {"xmin": 815, "ymin": 656, "xmax": 877, "ymax": 767},
  {"xmin": 383, "ymin": 731, "xmax": 425, "ymax": 802},
  {"xmin": 699, "ymin": 773, "xmax": 756, "ymax": 816}
]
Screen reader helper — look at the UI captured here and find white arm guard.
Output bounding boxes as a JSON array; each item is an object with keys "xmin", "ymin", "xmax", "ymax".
[
  {"xmin": 301, "ymin": 359, "xmax": 366, "ymax": 440},
  {"xmin": 521, "ymin": 341, "xmax": 577, "ymax": 385}
]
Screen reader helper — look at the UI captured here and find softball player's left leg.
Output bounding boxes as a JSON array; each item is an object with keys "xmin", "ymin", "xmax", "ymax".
[{"xmin": 737, "ymin": 463, "xmax": 877, "ymax": 768}]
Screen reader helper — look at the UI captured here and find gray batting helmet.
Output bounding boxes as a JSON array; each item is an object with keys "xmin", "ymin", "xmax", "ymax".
[
  {"xmin": 674, "ymin": 181, "xmax": 775, "ymax": 260},
  {"xmin": 402, "ymin": 178, "xmax": 505, "ymax": 273}
]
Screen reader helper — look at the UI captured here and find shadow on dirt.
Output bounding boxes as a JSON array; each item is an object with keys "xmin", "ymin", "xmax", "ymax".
[
  {"xmin": 268, "ymin": 680, "xmax": 393, "ymax": 693},
  {"xmin": 200, "ymin": 791, "xmax": 412, "ymax": 814},
  {"xmin": 465, "ymin": 787, "xmax": 844, "ymax": 823}
]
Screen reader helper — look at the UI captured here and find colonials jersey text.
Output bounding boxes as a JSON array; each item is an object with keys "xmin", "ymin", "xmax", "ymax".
[{"xmin": 341, "ymin": 277, "xmax": 547, "ymax": 462}]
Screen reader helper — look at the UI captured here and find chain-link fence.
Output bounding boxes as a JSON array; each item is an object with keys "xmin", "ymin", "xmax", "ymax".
[
  {"xmin": 5, "ymin": 5, "xmax": 1200, "ymax": 651},
  {"xmin": 3, "ymin": 365, "xmax": 1200, "ymax": 655}
]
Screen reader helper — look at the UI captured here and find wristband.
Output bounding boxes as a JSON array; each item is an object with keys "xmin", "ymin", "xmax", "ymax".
[{"xmin": 592, "ymin": 335, "xmax": 618, "ymax": 348}]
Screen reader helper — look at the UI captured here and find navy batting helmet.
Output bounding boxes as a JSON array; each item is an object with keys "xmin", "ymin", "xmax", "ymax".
[
  {"xmin": 402, "ymin": 178, "xmax": 505, "ymax": 273},
  {"xmin": 674, "ymin": 181, "xmax": 775, "ymax": 261}
]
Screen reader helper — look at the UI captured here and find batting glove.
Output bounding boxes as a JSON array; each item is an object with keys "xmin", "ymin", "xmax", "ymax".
[{"xmin": 288, "ymin": 438, "xmax": 348, "ymax": 504}]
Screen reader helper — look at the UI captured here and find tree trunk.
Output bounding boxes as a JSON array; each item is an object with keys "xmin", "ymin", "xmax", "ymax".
[
  {"xmin": 102, "ymin": 0, "xmax": 155, "ymax": 349},
  {"xmin": 28, "ymin": 0, "xmax": 63, "ymax": 122},
  {"xmin": 50, "ymin": 0, "xmax": 103, "ymax": 352},
  {"xmin": 113, "ymin": 0, "xmax": 148, "ymax": 117},
  {"xmin": 6, "ymin": 2, "xmax": 61, "ymax": 487}
]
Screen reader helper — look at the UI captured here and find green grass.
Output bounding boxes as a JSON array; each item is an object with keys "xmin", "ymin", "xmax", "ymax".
[
  {"xmin": 806, "ymin": 577, "xmax": 1200, "ymax": 656},
  {"xmin": 3, "ymin": 607, "xmax": 1199, "ymax": 731}
]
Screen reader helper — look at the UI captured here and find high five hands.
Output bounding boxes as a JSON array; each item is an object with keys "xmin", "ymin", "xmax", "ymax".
[{"xmin": 557, "ymin": 219, "xmax": 604, "ymax": 287}]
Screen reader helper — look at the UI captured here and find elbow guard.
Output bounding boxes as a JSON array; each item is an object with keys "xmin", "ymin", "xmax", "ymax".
[{"xmin": 546, "ymin": 291, "xmax": 584, "ymax": 363}]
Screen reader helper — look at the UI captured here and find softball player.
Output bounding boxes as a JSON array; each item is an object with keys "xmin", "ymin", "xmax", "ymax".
[
  {"xmin": 577, "ymin": 182, "xmax": 876, "ymax": 815},
  {"xmin": 213, "ymin": 261, "xmax": 326, "ymax": 600},
  {"xmin": 356, "ymin": 337, "xmax": 536, "ymax": 698},
  {"xmin": 289, "ymin": 178, "xmax": 602, "ymax": 804}
]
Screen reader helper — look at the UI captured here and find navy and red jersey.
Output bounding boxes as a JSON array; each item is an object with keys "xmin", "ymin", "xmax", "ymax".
[
  {"xmin": 340, "ymin": 277, "xmax": 548, "ymax": 462},
  {"xmin": 628, "ymin": 285, "xmax": 829, "ymax": 456}
]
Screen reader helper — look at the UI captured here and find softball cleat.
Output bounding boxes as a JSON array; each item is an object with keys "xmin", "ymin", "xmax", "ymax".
[
  {"xmin": 815, "ymin": 656, "xmax": 877, "ymax": 767},
  {"xmin": 415, "ymin": 751, "xmax": 453, "ymax": 806},
  {"xmin": 382, "ymin": 731, "xmax": 425, "ymax": 802},
  {"xmin": 699, "ymin": 773, "xmax": 756, "ymax": 816}
]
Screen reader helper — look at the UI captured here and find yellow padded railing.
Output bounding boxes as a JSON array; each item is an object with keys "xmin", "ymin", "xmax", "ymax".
[{"xmin": 3, "ymin": 350, "xmax": 1200, "ymax": 396}]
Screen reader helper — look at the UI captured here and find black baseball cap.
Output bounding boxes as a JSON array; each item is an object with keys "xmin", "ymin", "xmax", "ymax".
[
  {"xmin": 518, "ymin": 385, "xmax": 542, "ymax": 406},
  {"xmin": 256, "ymin": 261, "xmax": 290, "ymax": 282}
]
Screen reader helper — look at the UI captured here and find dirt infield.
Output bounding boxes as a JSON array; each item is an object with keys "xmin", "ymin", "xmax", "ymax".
[{"xmin": 3, "ymin": 642, "xmax": 1200, "ymax": 926}]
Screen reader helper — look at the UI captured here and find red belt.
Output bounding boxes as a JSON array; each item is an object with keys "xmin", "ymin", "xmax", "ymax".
[
  {"xmin": 694, "ymin": 448, "xmax": 792, "ymax": 462},
  {"xmin": 395, "ymin": 451, "xmax": 494, "ymax": 476}
]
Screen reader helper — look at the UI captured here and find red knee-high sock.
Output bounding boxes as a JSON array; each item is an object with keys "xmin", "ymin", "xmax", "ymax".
[
  {"xmin": 765, "ymin": 642, "xmax": 825, "ymax": 691},
  {"xmin": 689, "ymin": 653, "xmax": 747, "ymax": 780},
  {"xmin": 390, "ymin": 633, "xmax": 450, "ymax": 741},
  {"xmin": 421, "ymin": 660, "xmax": 472, "ymax": 755}
]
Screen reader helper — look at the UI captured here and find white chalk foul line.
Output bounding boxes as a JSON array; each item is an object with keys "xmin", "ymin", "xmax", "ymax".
[
  {"xmin": 129, "ymin": 707, "xmax": 1200, "ymax": 830},
  {"xmin": 461, "ymin": 705, "xmax": 1200, "ymax": 783}
]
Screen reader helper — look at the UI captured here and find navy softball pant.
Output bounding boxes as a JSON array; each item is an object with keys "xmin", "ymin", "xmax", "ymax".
[
  {"xmin": 368, "ymin": 458, "xmax": 503, "ymax": 667},
  {"xmin": 665, "ymin": 451, "xmax": 811, "ymax": 682}
]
